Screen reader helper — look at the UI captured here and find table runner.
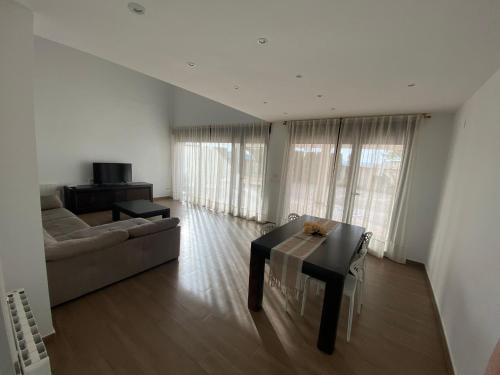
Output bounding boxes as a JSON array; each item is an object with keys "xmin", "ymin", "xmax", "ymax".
[{"xmin": 269, "ymin": 219, "xmax": 339, "ymax": 296}]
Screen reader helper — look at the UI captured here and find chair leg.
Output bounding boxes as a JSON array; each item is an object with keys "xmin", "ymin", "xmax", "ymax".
[
  {"xmin": 357, "ymin": 280, "xmax": 363, "ymax": 315},
  {"xmin": 301, "ymin": 277, "xmax": 310, "ymax": 316},
  {"xmin": 347, "ymin": 283, "xmax": 356, "ymax": 343},
  {"xmin": 347, "ymin": 294, "xmax": 354, "ymax": 342},
  {"xmin": 285, "ymin": 291, "xmax": 288, "ymax": 313}
]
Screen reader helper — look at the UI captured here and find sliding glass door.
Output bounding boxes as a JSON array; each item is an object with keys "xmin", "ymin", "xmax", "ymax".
[
  {"xmin": 331, "ymin": 118, "xmax": 410, "ymax": 255},
  {"xmin": 280, "ymin": 116, "xmax": 418, "ymax": 259},
  {"xmin": 172, "ymin": 124, "xmax": 269, "ymax": 222}
]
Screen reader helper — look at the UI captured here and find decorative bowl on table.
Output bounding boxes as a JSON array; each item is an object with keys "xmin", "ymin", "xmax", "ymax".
[{"xmin": 303, "ymin": 221, "xmax": 328, "ymax": 236}]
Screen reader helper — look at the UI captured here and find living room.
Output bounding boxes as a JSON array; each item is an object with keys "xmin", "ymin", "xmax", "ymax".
[{"xmin": 1, "ymin": 1, "xmax": 499, "ymax": 375}]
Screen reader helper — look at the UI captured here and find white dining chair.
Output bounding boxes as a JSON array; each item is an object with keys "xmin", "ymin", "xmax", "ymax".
[
  {"xmin": 300, "ymin": 232, "xmax": 372, "ymax": 342},
  {"xmin": 342, "ymin": 248, "xmax": 367, "ymax": 342},
  {"xmin": 260, "ymin": 222, "xmax": 276, "ymax": 235},
  {"xmin": 356, "ymin": 232, "xmax": 372, "ymax": 313}
]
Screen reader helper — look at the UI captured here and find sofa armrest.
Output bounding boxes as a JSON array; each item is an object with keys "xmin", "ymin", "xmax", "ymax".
[
  {"xmin": 45, "ymin": 230, "xmax": 129, "ymax": 261},
  {"xmin": 128, "ymin": 217, "xmax": 180, "ymax": 238}
]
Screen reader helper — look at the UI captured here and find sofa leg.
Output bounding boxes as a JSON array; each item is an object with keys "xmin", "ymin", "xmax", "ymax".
[{"xmin": 112, "ymin": 208, "xmax": 120, "ymax": 221}]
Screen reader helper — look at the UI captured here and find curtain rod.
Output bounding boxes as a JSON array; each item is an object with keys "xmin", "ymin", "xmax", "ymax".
[{"xmin": 274, "ymin": 112, "xmax": 431, "ymax": 126}]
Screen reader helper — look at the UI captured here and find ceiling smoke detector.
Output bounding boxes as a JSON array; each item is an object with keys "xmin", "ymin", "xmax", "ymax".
[
  {"xmin": 234, "ymin": 85, "xmax": 240, "ymax": 90},
  {"xmin": 317, "ymin": 94, "xmax": 323, "ymax": 98},
  {"xmin": 257, "ymin": 37, "xmax": 268, "ymax": 45},
  {"xmin": 187, "ymin": 62, "xmax": 196, "ymax": 68},
  {"xmin": 128, "ymin": 2, "xmax": 145, "ymax": 15},
  {"xmin": 408, "ymin": 83, "xmax": 416, "ymax": 87},
  {"xmin": 296, "ymin": 74, "xmax": 302, "ymax": 78}
]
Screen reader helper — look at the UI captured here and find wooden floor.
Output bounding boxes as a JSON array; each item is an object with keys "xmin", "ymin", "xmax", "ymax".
[{"xmin": 45, "ymin": 199, "xmax": 451, "ymax": 375}]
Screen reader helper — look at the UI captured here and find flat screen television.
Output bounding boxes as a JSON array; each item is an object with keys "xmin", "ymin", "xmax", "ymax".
[{"xmin": 93, "ymin": 163, "xmax": 132, "ymax": 184}]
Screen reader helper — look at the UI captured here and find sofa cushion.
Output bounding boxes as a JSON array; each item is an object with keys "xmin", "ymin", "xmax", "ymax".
[
  {"xmin": 44, "ymin": 217, "xmax": 90, "ymax": 240},
  {"xmin": 128, "ymin": 217, "xmax": 180, "ymax": 238},
  {"xmin": 57, "ymin": 218, "xmax": 149, "ymax": 240},
  {"xmin": 40, "ymin": 195, "xmax": 63, "ymax": 211},
  {"xmin": 45, "ymin": 230, "xmax": 129, "ymax": 261}
]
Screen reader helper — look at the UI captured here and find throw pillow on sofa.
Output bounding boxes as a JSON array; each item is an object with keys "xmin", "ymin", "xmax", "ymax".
[{"xmin": 40, "ymin": 195, "xmax": 63, "ymax": 211}]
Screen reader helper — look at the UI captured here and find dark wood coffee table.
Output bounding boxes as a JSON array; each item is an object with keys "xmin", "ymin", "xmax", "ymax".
[{"xmin": 112, "ymin": 200, "xmax": 170, "ymax": 221}]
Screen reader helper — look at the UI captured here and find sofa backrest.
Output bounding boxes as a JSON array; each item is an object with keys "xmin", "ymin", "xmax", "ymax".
[{"xmin": 45, "ymin": 229, "xmax": 129, "ymax": 261}]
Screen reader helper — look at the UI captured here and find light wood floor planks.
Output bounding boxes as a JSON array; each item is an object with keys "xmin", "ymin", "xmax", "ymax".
[{"xmin": 45, "ymin": 199, "xmax": 451, "ymax": 374}]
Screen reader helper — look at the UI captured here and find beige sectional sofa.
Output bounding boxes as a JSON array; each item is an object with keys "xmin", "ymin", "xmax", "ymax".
[{"xmin": 41, "ymin": 195, "xmax": 180, "ymax": 306}]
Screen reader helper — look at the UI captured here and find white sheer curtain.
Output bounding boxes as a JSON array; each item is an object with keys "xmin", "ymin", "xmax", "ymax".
[
  {"xmin": 277, "ymin": 119, "xmax": 341, "ymax": 220},
  {"xmin": 278, "ymin": 115, "xmax": 420, "ymax": 262},
  {"xmin": 172, "ymin": 123, "xmax": 269, "ymax": 221}
]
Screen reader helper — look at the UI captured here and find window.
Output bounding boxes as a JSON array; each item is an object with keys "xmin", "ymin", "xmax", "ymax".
[
  {"xmin": 280, "ymin": 115, "xmax": 418, "ymax": 259},
  {"xmin": 172, "ymin": 124, "xmax": 269, "ymax": 221}
]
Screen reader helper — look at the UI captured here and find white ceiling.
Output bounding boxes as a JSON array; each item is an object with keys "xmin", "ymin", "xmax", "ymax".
[{"xmin": 20, "ymin": 0, "xmax": 500, "ymax": 121}]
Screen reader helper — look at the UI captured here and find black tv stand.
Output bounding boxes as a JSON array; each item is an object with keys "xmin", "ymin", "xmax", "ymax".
[{"xmin": 64, "ymin": 182, "xmax": 153, "ymax": 214}]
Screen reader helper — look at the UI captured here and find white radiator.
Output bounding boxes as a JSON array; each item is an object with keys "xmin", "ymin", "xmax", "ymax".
[{"xmin": 5, "ymin": 289, "xmax": 51, "ymax": 375}]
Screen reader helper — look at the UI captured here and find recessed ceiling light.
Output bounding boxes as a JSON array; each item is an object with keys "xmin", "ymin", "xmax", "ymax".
[
  {"xmin": 128, "ymin": 2, "xmax": 145, "ymax": 15},
  {"xmin": 257, "ymin": 37, "xmax": 268, "ymax": 45},
  {"xmin": 296, "ymin": 74, "xmax": 302, "ymax": 78},
  {"xmin": 317, "ymin": 94, "xmax": 323, "ymax": 98},
  {"xmin": 408, "ymin": 83, "xmax": 416, "ymax": 87},
  {"xmin": 187, "ymin": 62, "xmax": 196, "ymax": 68},
  {"xmin": 234, "ymin": 85, "xmax": 240, "ymax": 90}
]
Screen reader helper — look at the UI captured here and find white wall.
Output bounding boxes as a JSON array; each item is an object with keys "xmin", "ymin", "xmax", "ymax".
[
  {"xmin": 34, "ymin": 36, "xmax": 263, "ymax": 197},
  {"xmin": 172, "ymin": 87, "xmax": 260, "ymax": 127},
  {"xmin": 404, "ymin": 114, "xmax": 455, "ymax": 262},
  {"xmin": 34, "ymin": 37, "xmax": 174, "ymax": 197},
  {"xmin": 427, "ymin": 67, "xmax": 500, "ymax": 374},
  {"xmin": 263, "ymin": 124, "xmax": 288, "ymax": 223},
  {"xmin": 0, "ymin": 0, "xmax": 53, "ymax": 338}
]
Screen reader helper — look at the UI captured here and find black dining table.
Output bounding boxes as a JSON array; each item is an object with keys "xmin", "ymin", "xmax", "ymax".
[{"xmin": 247, "ymin": 215, "xmax": 365, "ymax": 354}]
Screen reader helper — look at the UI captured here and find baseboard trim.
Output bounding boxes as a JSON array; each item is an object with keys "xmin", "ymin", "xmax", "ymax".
[
  {"xmin": 406, "ymin": 259, "xmax": 425, "ymax": 268},
  {"xmin": 423, "ymin": 265, "xmax": 456, "ymax": 375}
]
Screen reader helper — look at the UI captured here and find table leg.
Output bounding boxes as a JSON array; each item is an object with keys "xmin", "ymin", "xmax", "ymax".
[
  {"xmin": 112, "ymin": 208, "xmax": 120, "ymax": 221},
  {"xmin": 248, "ymin": 249, "xmax": 265, "ymax": 311},
  {"xmin": 317, "ymin": 277, "xmax": 344, "ymax": 354},
  {"xmin": 162, "ymin": 212, "xmax": 169, "ymax": 218}
]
